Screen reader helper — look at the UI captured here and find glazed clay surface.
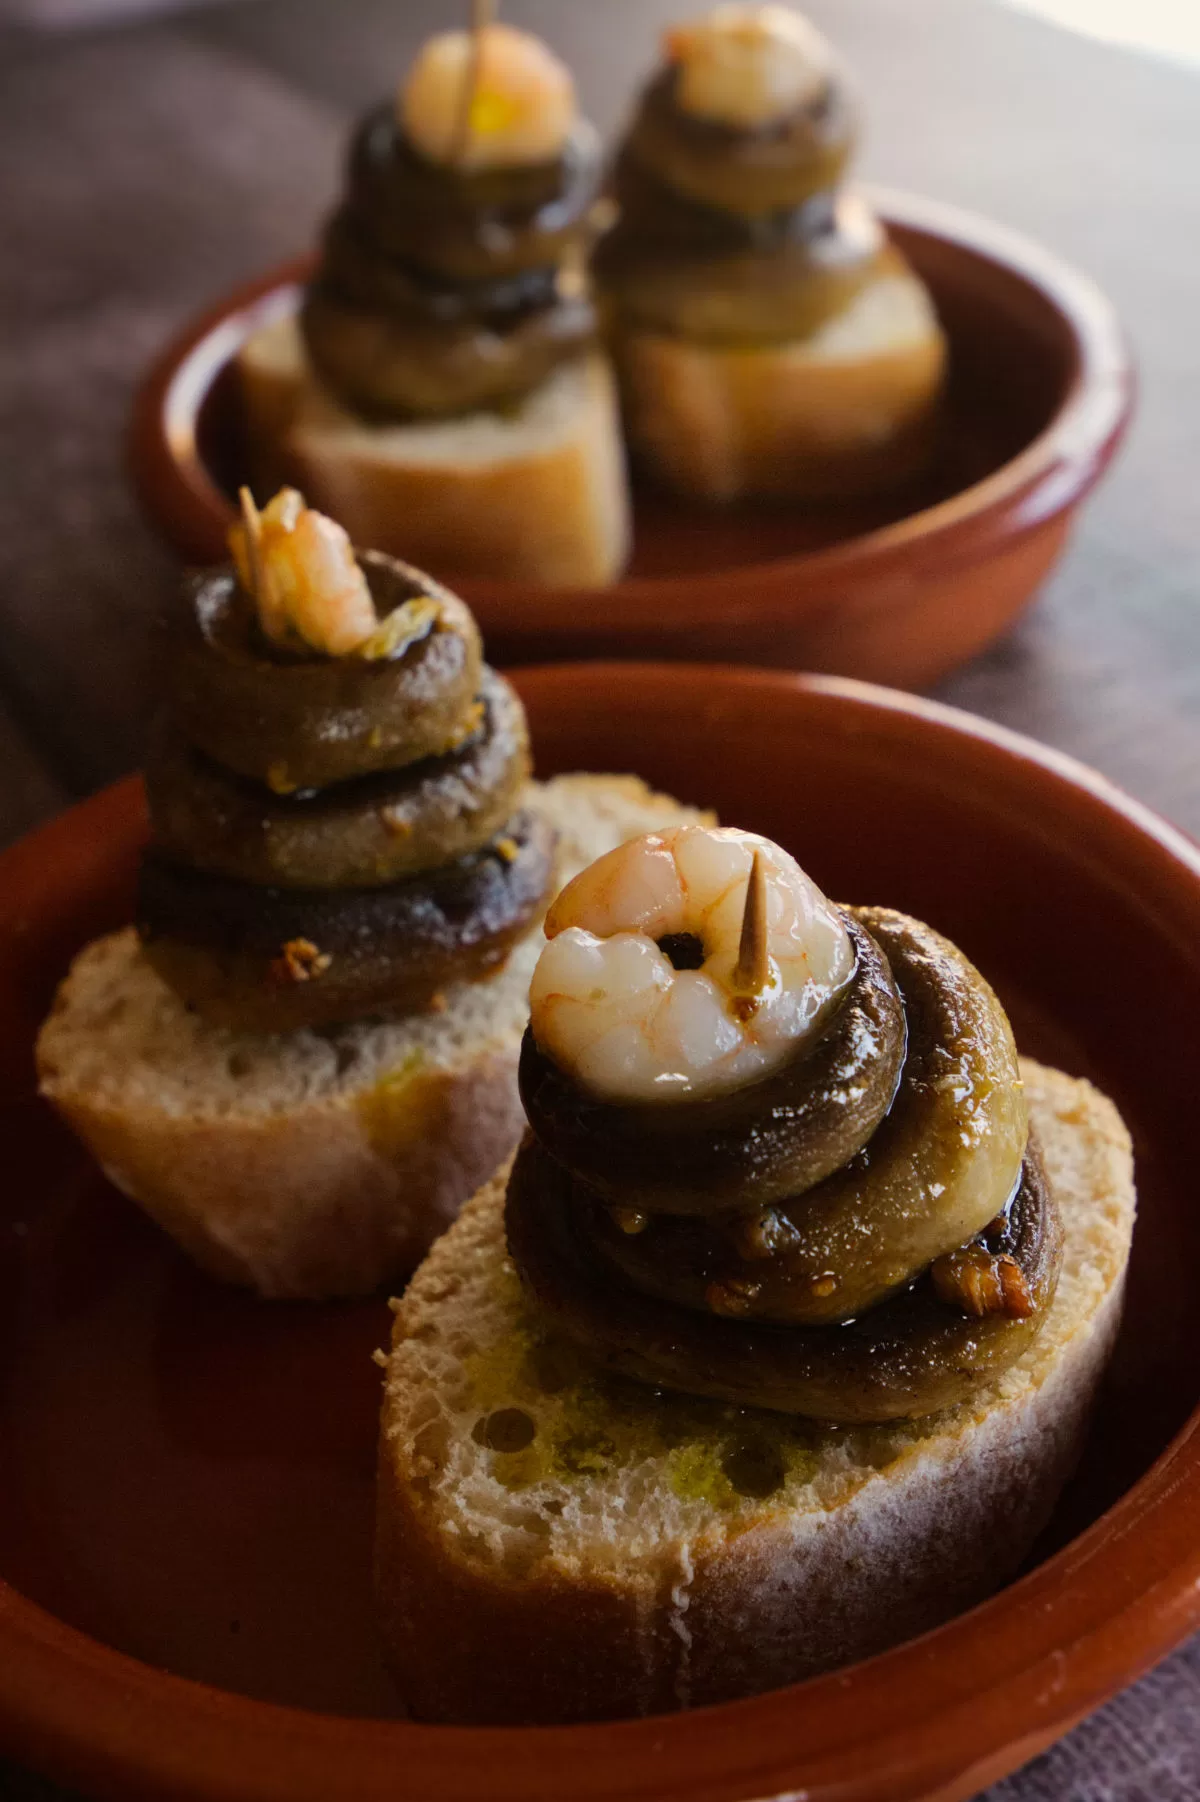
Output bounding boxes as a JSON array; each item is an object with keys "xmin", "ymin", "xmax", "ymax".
[{"xmin": 1, "ymin": 666, "xmax": 1199, "ymax": 1802}]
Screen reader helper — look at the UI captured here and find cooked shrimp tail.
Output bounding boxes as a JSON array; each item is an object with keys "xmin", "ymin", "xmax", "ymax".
[
  {"xmin": 227, "ymin": 488, "xmax": 378, "ymax": 658},
  {"xmin": 530, "ymin": 826, "xmax": 855, "ymax": 1103},
  {"xmin": 666, "ymin": 5, "xmax": 836, "ymax": 129}
]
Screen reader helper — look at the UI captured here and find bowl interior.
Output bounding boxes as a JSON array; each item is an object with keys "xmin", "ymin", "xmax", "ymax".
[
  {"xmin": 2, "ymin": 667, "xmax": 1199, "ymax": 1750},
  {"xmin": 192, "ymin": 210, "xmax": 1075, "ymax": 585}
]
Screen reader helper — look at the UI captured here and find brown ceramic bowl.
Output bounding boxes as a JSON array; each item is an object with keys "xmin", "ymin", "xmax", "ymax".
[
  {"xmin": 129, "ymin": 189, "xmax": 1132, "ymax": 688},
  {"xmin": 3, "ymin": 665, "xmax": 1198, "ymax": 1802}
]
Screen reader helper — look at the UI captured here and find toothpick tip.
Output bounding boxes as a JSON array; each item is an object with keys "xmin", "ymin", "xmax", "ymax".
[
  {"xmin": 734, "ymin": 848, "xmax": 770, "ymax": 998},
  {"xmin": 237, "ymin": 486, "xmax": 261, "ymax": 534}
]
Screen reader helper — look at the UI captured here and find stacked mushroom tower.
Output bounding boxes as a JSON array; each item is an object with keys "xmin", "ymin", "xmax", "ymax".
[
  {"xmin": 594, "ymin": 3, "xmax": 946, "ymax": 503},
  {"xmin": 234, "ymin": 19, "xmax": 631, "ymax": 585},
  {"xmin": 301, "ymin": 27, "xmax": 603, "ymax": 426},
  {"xmin": 139, "ymin": 488, "xmax": 556, "ymax": 1035},
  {"xmin": 510, "ymin": 827, "xmax": 1062, "ymax": 1422}
]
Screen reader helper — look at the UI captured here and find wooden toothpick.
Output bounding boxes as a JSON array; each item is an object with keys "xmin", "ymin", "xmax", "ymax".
[
  {"xmin": 237, "ymin": 485, "xmax": 264, "ymax": 604},
  {"xmin": 733, "ymin": 850, "xmax": 770, "ymax": 997},
  {"xmin": 452, "ymin": 0, "xmax": 497, "ymax": 165}
]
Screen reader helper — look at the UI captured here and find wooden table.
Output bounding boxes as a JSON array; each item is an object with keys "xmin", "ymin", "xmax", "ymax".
[{"xmin": 1, "ymin": 1, "xmax": 1197, "ymax": 1796}]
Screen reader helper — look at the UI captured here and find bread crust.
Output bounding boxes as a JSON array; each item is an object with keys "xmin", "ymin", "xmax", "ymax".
[
  {"xmin": 375, "ymin": 1062, "xmax": 1135, "ymax": 1722},
  {"xmin": 616, "ymin": 266, "xmax": 947, "ymax": 503},
  {"xmin": 238, "ymin": 317, "xmax": 631, "ymax": 587},
  {"xmin": 36, "ymin": 777, "xmax": 711, "ymax": 1300},
  {"xmin": 43, "ymin": 1031, "xmax": 526, "ymax": 1298}
]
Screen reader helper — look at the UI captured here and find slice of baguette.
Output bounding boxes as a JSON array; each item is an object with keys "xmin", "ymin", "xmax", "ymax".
[
  {"xmin": 35, "ymin": 776, "xmax": 711, "ymax": 1300},
  {"xmin": 237, "ymin": 316, "xmax": 631, "ymax": 587},
  {"xmin": 375, "ymin": 1060, "xmax": 1135, "ymax": 1724},
  {"xmin": 617, "ymin": 264, "xmax": 947, "ymax": 503}
]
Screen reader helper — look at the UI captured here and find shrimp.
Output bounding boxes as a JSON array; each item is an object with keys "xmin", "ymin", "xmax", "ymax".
[
  {"xmin": 228, "ymin": 488, "xmax": 378, "ymax": 657},
  {"xmin": 399, "ymin": 22, "xmax": 576, "ymax": 172},
  {"xmin": 665, "ymin": 4, "xmax": 835, "ymax": 130},
  {"xmin": 529, "ymin": 826, "xmax": 854, "ymax": 1103}
]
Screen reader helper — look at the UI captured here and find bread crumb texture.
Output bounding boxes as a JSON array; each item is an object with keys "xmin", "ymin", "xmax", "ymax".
[
  {"xmin": 34, "ymin": 776, "xmax": 712, "ymax": 1297},
  {"xmin": 377, "ymin": 1062, "xmax": 1135, "ymax": 1719}
]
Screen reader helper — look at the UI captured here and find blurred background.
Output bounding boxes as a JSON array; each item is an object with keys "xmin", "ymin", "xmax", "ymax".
[{"xmin": 0, "ymin": 0, "xmax": 1197, "ymax": 858}]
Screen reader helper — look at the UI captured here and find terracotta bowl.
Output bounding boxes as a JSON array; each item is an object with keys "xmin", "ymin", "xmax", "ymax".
[
  {"xmin": 3, "ymin": 665, "xmax": 1199, "ymax": 1802},
  {"xmin": 129, "ymin": 189, "xmax": 1132, "ymax": 689}
]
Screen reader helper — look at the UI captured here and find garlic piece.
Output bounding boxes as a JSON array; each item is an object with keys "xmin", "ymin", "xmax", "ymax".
[
  {"xmin": 399, "ymin": 23, "xmax": 576, "ymax": 170},
  {"xmin": 666, "ymin": 4, "xmax": 836, "ymax": 129}
]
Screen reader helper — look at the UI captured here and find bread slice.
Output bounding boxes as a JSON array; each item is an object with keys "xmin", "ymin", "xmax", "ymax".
[
  {"xmin": 236, "ymin": 315, "xmax": 631, "ymax": 587},
  {"xmin": 35, "ymin": 776, "xmax": 711, "ymax": 1300},
  {"xmin": 375, "ymin": 1061, "xmax": 1135, "ymax": 1723},
  {"xmin": 616, "ymin": 263, "xmax": 947, "ymax": 503}
]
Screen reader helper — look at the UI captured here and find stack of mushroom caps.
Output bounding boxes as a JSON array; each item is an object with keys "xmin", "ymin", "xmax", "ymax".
[
  {"xmin": 593, "ymin": 4, "xmax": 944, "ymax": 499},
  {"xmin": 299, "ymin": 24, "xmax": 603, "ymax": 424},
  {"xmin": 138, "ymin": 488, "xmax": 555, "ymax": 1033},
  {"xmin": 509, "ymin": 831, "xmax": 1063, "ymax": 1424}
]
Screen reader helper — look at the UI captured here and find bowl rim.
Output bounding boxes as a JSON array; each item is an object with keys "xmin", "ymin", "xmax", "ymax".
[
  {"xmin": 127, "ymin": 185, "xmax": 1134, "ymax": 613},
  {"xmin": 3, "ymin": 664, "xmax": 1200, "ymax": 1802}
]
